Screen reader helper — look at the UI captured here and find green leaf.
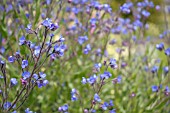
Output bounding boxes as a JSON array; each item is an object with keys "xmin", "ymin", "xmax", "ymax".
[{"xmin": 34, "ymin": 1, "xmax": 41, "ymax": 25}]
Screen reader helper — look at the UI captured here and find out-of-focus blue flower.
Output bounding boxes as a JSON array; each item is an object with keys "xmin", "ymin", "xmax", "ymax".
[
  {"xmin": 165, "ymin": 47, "xmax": 170, "ymax": 56},
  {"xmin": 90, "ymin": 18, "xmax": 97, "ymax": 27},
  {"xmin": 59, "ymin": 35, "xmax": 65, "ymax": 42},
  {"xmin": 22, "ymin": 60, "xmax": 28, "ymax": 68},
  {"xmin": 25, "ymin": 24, "xmax": 33, "ymax": 34},
  {"xmin": 41, "ymin": 18, "xmax": 52, "ymax": 27},
  {"xmin": 33, "ymin": 74, "xmax": 39, "ymax": 80},
  {"xmin": 155, "ymin": 5, "xmax": 160, "ymax": 10},
  {"xmin": 109, "ymin": 39, "xmax": 116, "ymax": 45},
  {"xmin": 81, "ymin": 77, "xmax": 87, "ymax": 84},
  {"xmin": 43, "ymin": 80, "xmax": 49, "ymax": 86},
  {"xmin": 151, "ymin": 66, "xmax": 158, "ymax": 73},
  {"xmin": 100, "ymin": 71, "xmax": 112, "ymax": 79},
  {"xmin": 117, "ymin": 76, "xmax": 122, "ymax": 83},
  {"xmin": 110, "ymin": 109, "xmax": 116, "ymax": 113},
  {"xmin": 11, "ymin": 110, "xmax": 17, "ymax": 113},
  {"xmin": 109, "ymin": 100, "xmax": 114, "ymax": 106},
  {"xmin": 0, "ymin": 46, "xmax": 5, "ymax": 54},
  {"xmin": 37, "ymin": 81, "xmax": 43, "ymax": 88},
  {"xmin": 156, "ymin": 42, "xmax": 164, "ymax": 51},
  {"xmin": 19, "ymin": 36, "xmax": 26, "ymax": 45},
  {"xmin": 142, "ymin": 10, "xmax": 150, "ymax": 17},
  {"xmin": 34, "ymin": 46, "xmax": 41, "ymax": 57},
  {"xmin": 22, "ymin": 71, "xmax": 31, "ymax": 79},
  {"xmin": 8, "ymin": 56, "xmax": 15, "ymax": 63},
  {"xmin": 58, "ymin": 104, "xmax": 69, "ymax": 112},
  {"xmin": 54, "ymin": 44, "xmax": 67, "ymax": 57},
  {"xmin": 78, "ymin": 36, "xmax": 88, "ymax": 45},
  {"xmin": 83, "ymin": 44, "xmax": 91, "ymax": 54},
  {"xmin": 6, "ymin": 4, "xmax": 13, "ymax": 13},
  {"xmin": 0, "ymin": 75, "xmax": 3, "ymax": 79},
  {"xmin": 165, "ymin": 86, "xmax": 170, "ymax": 93},
  {"xmin": 101, "ymin": 102, "xmax": 109, "ymax": 110},
  {"xmin": 10, "ymin": 78, "xmax": 18, "ymax": 86},
  {"xmin": 163, "ymin": 66, "xmax": 169, "ymax": 74},
  {"xmin": 50, "ymin": 23, "xmax": 59, "ymax": 31},
  {"xmin": 94, "ymin": 63, "xmax": 102, "ymax": 72},
  {"xmin": 71, "ymin": 88, "xmax": 78, "ymax": 101},
  {"xmin": 25, "ymin": 108, "xmax": 34, "ymax": 113},
  {"xmin": 72, "ymin": 7, "xmax": 79, "ymax": 14},
  {"xmin": 3, "ymin": 102, "xmax": 11, "ymax": 109},
  {"xmin": 120, "ymin": 2, "xmax": 133, "ymax": 14},
  {"xmin": 87, "ymin": 74, "xmax": 97, "ymax": 85},
  {"xmin": 91, "ymin": 109, "xmax": 96, "ymax": 113},
  {"xmin": 39, "ymin": 72, "xmax": 46, "ymax": 78},
  {"xmin": 94, "ymin": 93, "xmax": 101, "ymax": 102},
  {"xmin": 103, "ymin": 4, "xmax": 112, "ymax": 13},
  {"xmin": 152, "ymin": 85, "xmax": 159, "ymax": 92},
  {"xmin": 46, "ymin": 0, "xmax": 51, "ymax": 5},
  {"xmin": 110, "ymin": 59, "xmax": 118, "ymax": 69}
]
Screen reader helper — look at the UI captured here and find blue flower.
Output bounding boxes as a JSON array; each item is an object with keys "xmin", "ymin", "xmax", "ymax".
[
  {"xmin": 50, "ymin": 23, "xmax": 59, "ymax": 31},
  {"xmin": 142, "ymin": 10, "xmax": 150, "ymax": 17},
  {"xmin": 78, "ymin": 36, "xmax": 88, "ymax": 45},
  {"xmin": 39, "ymin": 72, "xmax": 46, "ymax": 78},
  {"xmin": 37, "ymin": 81, "xmax": 43, "ymax": 88},
  {"xmin": 41, "ymin": 18, "xmax": 52, "ymax": 27},
  {"xmin": 72, "ymin": 7, "xmax": 79, "ymax": 14},
  {"xmin": 58, "ymin": 104, "xmax": 69, "ymax": 112},
  {"xmin": 34, "ymin": 46, "xmax": 41, "ymax": 57},
  {"xmin": 109, "ymin": 100, "xmax": 114, "ymax": 106},
  {"xmin": 81, "ymin": 77, "xmax": 87, "ymax": 84},
  {"xmin": 25, "ymin": 108, "xmax": 34, "ymax": 113},
  {"xmin": 87, "ymin": 75, "xmax": 97, "ymax": 85},
  {"xmin": 109, "ymin": 39, "xmax": 116, "ymax": 45},
  {"xmin": 10, "ymin": 78, "xmax": 18, "ymax": 86},
  {"xmin": 165, "ymin": 47, "xmax": 170, "ymax": 56},
  {"xmin": 0, "ymin": 75, "xmax": 3, "ymax": 79},
  {"xmin": 25, "ymin": 24, "xmax": 34, "ymax": 34},
  {"xmin": 19, "ymin": 36, "xmax": 26, "ymax": 45},
  {"xmin": 90, "ymin": 18, "xmax": 97, "ymax": 27},
  {"xmin": 103, "ymin": 4, "xmax": 112, "ymax": 13},
  {"xmin": 8, "ymin": 56, "xmax": 15, "ymax": 63},
  {"xmin": 165, "ymin": 86, "xmax": 170, "ymax": 93},
  {"xmin": 22, "ymin": 71, "xmax": 31, "ymax": 79},
  {"xmin": 91, "ymin": 109, "xmax": 96, "ymax": 113},
  {"xmin": 3, "ymin": 102, "xmax": 11, "ymax": 109},
  {"xmin": 94, "ymin": 63, "xmax": 102, "ymax": 69},
  {"xmin": 101, "ymin": 102, "xmax": 109, "ymax": 110},
  {"xmin": 22, "ymin": 60, "xmax": 28, "ymax": 68},
  {"xmin": 117, "ymin": 76, "xmax": 122, "ymax": 83},
  {"xmin": 94, "ymin": 93, "xmax": 101, "ymax": 102},
  {"xmin": 151, "ymin": 66, "xmax": 158, "ymax": 73},
  {"xmin": 110, "ymin": 59, "xmax": 118, "ymax": 69},
  {"xmin": 11, "ymin": 110, "xmax": 17, "ymax": 113},
  {"xmin": 100, "ymin": 71, "xmax": 112, "ymax": 79},
  {"xmin": 94, "ymin": 63, "xmax": 102, "ymax": 72},
  {"xmin": 59, "ymin": 35, "xmax": 65, "ymax": 42},
  {"xmin": 43, "ymin": 80, "xmax": 49, "ymax": 86},
  {"xmin": 156, "ymin": 42, "xmax": 164, "ymax": 51},
  {"xmin": 110, "ymin": 109, "xmax": 116, "ymax": 113},
  {"xmin": 163, "ymin": 66, "xmax": 169, "ymax": 74},
  {"xmin": 0, "ymin": 46, "xmax": 5, "ymax": 54},
  {"xmin": 83, "ymin": 44, "xmax": 91, "ymax": 54},
  {"xmin": 152, "ymin": 85, "xmax": 159, "ymax": 92},
  {"xmin": 33, "ymin": 74, "xmax": 39, "ymax": 80},
  {"xmin": 54, "ymin": 44, "xmax": 67, "ymax": 57},
  {"xmin": 71, "ymin": 88, "xmax": 78, "ymax": 101},
  {"xmin": 120, "ymin": 2, "xmax": 133, "ymax": 14}
]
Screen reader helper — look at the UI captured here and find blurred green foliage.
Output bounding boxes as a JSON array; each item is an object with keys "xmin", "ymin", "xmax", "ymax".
[{"xmin": 0, "ymin": 0, "xmax": 170, "ymax": 113}]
